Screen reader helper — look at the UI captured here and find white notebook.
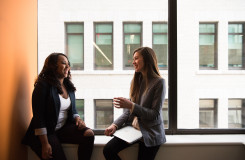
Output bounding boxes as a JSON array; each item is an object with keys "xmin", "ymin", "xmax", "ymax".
[{"xmin": 113, "ymin": 126, "xmax": 142, "ymax": 143}]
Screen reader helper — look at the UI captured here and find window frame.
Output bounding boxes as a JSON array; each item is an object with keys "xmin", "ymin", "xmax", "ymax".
[
  {"xmin": 65, "ymin": 22, "xmax": 84, "ymax": 70},
  {"xmin": 93, "ymin": 22, "xmax": 114, "ymax": 70},
  {"xmin": 228, "ymin": 98, "xmax": 245, "ymax": 128},
  {"xmin": 94, "ymin": 0, "xmax": 245, "ymax": 135},
  {"xmin": 199, "ymin": 22, "xmax": 218, "ymax": 70},
  {"xmin": 94, "ymin": 99, "xmax": 114, "ymax": 130},
  {"xmin": 152, "ymin": 21, "xmax": 168, "ymax": 70},
  {"xmin": 199, "ymin": 99, "xmax": 218, "ymax": 129},
  {"xmin": 123, "ymin": 22, "xmax": 143, "ymax": 70},
  {"xmin": 228, "ymin": 22, "xmax": 245, "ymax": 70}
]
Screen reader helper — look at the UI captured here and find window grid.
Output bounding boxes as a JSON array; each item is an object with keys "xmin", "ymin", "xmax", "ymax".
[
  {"xmin": 123, "ymin": 22, "xmax": 142, "ymax": 69},
  {"xmin": 199, "ymin": 99, "xmax": 218, "ymax": 129},
  {"xmin": 65, "ymin": 23, "xmax": 84, "ymax": 70},
  {"xmin": 152, "ymin": 22, "xmax": 168, "ymax": 70},
  {"xmin": 228, "ymin": 99, "xmax": 245, "ymax": 128},
  {"xmin": 228, "ymin": 22, "xmax": 245, "ymax": 70},
  {"xmin": 94, "ymin": 99, "xmax": 114, "ymax": 130},
  {"xmin": 199, "ymin": 22, "xmax": 218, "ymax": 70},
  {"xmin": 94, "ymin": 22, "xmax": 113, "ymax": 70}
]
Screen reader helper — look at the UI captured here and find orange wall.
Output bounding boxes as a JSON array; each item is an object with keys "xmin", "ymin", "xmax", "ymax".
[{"xmin": 0, "ymin": 0, "xmax": 37, "ymax": 160}]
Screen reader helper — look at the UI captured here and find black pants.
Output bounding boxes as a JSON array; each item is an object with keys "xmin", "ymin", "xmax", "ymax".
[
  {"xmin": 103, "ymin": 137, "xmax": 160, "ymax": 160},
  {"xmin": 30, "ymin": 123, "xmax": 94, "ymax": 160}
]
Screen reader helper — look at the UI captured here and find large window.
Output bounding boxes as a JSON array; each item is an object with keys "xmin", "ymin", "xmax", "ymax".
[
  {"xmin": 123, "ymin": 22, "xmax": 142, "ymax": 69},
  {"xmin": 94, "ymin": 23, "xmax": 113, "ymax": 70},
  {"xmin": 152, "ymin": 22, "xmax": 168, "ymax": 69},
  {"xmin": 199, "ymin": 23, "xmax": 217, "ymax": 69},
  {"xmin": 39, "ymin": 0, "xmax": 245, "ymax": 135},
  {"xmin": 228, "ymin": 23, "xmax": 245, "ymax": 69},
  {"xmin": 199, "ymin": 99, "xmax": 217, "ymax": 128},
  {"xmin": 228, "ymin": 99, "xmax": 245, "ymax": 128},
  {"xmin": 65, "ymin": 23, "xmax": 84, "ymax": 70},
  {"xmin": 94, "ymin": 99, "xmax": 113, "ymax": 129}
]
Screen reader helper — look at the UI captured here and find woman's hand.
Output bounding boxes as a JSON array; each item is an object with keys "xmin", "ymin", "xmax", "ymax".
[
  {"xmin": 75, "ymin": 117, "xmax": 86, "ymax": 130},
  {"xmin": 42, "ymin": 143, "xmax": 53, "ymax": 159},
  {"xmin": 113, "ymin": 97, "xmax": 133, "ymax": 109},
  {"xmin": 104, "ymin": 124, "xmax": 117, "ymax": 136}
]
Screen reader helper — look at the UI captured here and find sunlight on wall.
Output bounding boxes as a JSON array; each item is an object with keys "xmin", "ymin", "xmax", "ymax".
[{"xmin": 0, "ymin": 0, "xmax": 37, "ymax": 160}]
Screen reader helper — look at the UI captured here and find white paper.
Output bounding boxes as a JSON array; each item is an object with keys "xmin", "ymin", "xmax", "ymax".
[{"xmin": 113, "ymin": 126, "xmax": 142, "ymax": 143}]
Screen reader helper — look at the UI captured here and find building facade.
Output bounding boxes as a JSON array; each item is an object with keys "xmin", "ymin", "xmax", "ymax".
[{"xmin": 38, "ymin": 0, "xmax": 245, "ymax": 130}]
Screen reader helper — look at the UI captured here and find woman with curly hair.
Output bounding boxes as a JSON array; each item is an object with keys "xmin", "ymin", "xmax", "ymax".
[{"xmin": 22, "ymin": 53, "xmax": 94, "ymax": 160}]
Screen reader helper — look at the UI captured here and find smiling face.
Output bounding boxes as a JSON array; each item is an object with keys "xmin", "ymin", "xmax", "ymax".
[
  {"xmin": 56, "ymin": 55, "xmax": 70, "ymax": 79},
  {"xmin": 133, "ymin": 51, "xmax": 145, "ymax": 73}
]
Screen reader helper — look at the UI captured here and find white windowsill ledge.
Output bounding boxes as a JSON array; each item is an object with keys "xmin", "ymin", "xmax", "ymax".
[{"xmin": 92, "ymin": 134, "xmax": 245, "ymax": 146}]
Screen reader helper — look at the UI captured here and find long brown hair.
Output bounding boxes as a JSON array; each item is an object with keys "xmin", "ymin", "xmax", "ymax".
[
  {"xmin": 35, "ymin": 53, "xmax": 76, "ymax": 93},
  {"xmin": 129, "ymin": 47, "xmax": 161, "ymax": 103}
]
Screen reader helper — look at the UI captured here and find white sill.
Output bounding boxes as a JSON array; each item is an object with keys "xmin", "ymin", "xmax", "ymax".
[{"xmin": 93, "ymin": 135, "xmax": 245, "ymax": 146}]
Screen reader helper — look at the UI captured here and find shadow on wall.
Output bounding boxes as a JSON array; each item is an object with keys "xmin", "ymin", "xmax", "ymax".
[{"xmin": 8, "ymin": 69, "xmax": 32, "ymax": 160}]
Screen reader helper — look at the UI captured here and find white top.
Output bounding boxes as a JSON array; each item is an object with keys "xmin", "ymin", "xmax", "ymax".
[{"xmin": 55, "ymin": 94, "xmax": 71, "ymax": 130}]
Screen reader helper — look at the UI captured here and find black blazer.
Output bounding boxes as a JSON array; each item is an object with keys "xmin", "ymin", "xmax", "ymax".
[{"xmin": 22, "ymin": 80, "xmax": 78, "ymax": 146}]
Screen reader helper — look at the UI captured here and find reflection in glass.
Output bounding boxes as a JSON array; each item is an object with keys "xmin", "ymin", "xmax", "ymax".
[
  {"xmin": 228, "ymin": 23, "xmax": 244, "ymax": 69},
  {"xmin": 123, "ymin": 23, "xmax": 142, "ymax": 69},
  {"xmin": 153, "ymin": 22, "xmax": 168, "ymax": 69},
  {"xmin": 94, "ymin": 23, "xmax": 113, "ymax": 70},
  {"xmin": 66, "ymin": 23, "xmax": 84, "ymax": 70},
  {"xmin": 76, "ymin": 99, "xmax": 84, "ymax": 120},
  {"xmin": 95, "ymin": 99, "xmax": 113, "ymax": 129},
  {"xmin": 199, "ymin": 99, "xmax": 217, "ymax": 128},
  {"xmin": 228, "ymin": 99, "xmax": 245, "ymax": 128},
  {"xmin": 199, "ymin": 23, "xmax": 217, "ymax": 69}
]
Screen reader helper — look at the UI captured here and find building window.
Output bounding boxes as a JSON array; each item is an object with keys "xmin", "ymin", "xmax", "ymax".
[
  {"xmin": 65, "ymin": 23, "xmax": 84, "ymax": 70},
  {"xmin": 199, "ymin": 23, "xmax": 217, "ymax": 69},
  {"xmin": 94, "ymin": 99, "xmax": 113, "ymax": 129},
  {"xmin": 94, "ymin": 23, "xmax": 113, "ymax": 70},
  {"xmin": 152, "ymin": 22, "xmax": 168, "ymax": 69},
  {"xmin": 228, "ymin": 99, "xmax": 245, "ymax": 128},
  {"xmin": 199, "ymin": 99, "xmax": 217, "ymax": 128},
  {"xmin": 228, "ymin": 23, "xmax": 245, "ymax": 69},
  {"xmin": 162, "ymin": 99, "xmax": 168, "ymax": 129},
  {"xmin": 123, "ymin": 22, "xmax": 142, "ymax": 69},
  {"xmin": 76, "ymin": 99, "xmax": 84, "ymax": 120}
]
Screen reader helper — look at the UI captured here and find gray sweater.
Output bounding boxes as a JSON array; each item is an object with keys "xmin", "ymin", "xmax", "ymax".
[{"xmin": 114, "ymin": 77, "xmax": 166, "ymax": 147}]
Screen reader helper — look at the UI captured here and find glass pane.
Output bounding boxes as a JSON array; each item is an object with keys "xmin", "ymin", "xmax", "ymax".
[
  {"xmin": 228, "ymin": 24, "xmax": 243, "ymax": 69},
  {"xmin": 124, "ymin": 24, "xmax": 141, "ymax": 33},
  {"xmin": 178, "ymin": 0, "xmax": 245, "ymax": 130},
  {"xmin": 199, "ymin": 35, "xmax": 215, "ymax": 68},
  {"xmin": 95, "ymin": 100, "xmax": 113, "ymax": 129},
  {"xmin": 76, "ymin": 99, "xmax": 84, "ymax": 120},
  {"xmin": 67, "ymin": 35, "xmax": 84, "ymax": 69},
  {"xmin": 94, "ymin": 24, "xmax": 113, "ymax": 70},
  {"xmin": 153, "ymin": 23, "xmax": 168, "ymax": 33},
  {"xmin": 228, "ymin": 99, "xmax": 243, "ymax": 128},
  {"xmin": 67, "ymin": 24, "xmax": 84, "ymax": 33},
  {"xmin": 199, "ymin": 24, "xmax": 215, "ymax": 33},
  {"xmin": 228, "ymin": 24, "xmax": 242, "ymax": 33}
]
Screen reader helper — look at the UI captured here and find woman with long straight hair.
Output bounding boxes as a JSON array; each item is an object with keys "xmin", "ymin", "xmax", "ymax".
[{"xmin": 103, "ymin": 47, "xmax": 166, "ymax": 160}]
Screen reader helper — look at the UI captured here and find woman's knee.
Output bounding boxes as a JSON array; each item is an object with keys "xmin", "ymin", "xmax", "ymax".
[{"xmin": 83, "ymin": 129, "xmax": 94, "ymax": 137}]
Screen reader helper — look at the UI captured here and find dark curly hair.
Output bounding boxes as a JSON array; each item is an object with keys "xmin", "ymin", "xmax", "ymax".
[{"xmin": 34, "ymin": 53, "xmax": 76, "ymax": 94}]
